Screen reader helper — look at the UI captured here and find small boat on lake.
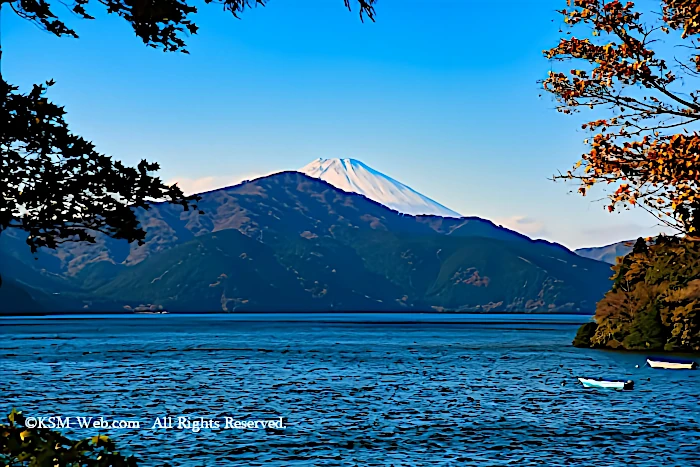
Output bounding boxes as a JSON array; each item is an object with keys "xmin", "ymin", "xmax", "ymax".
[
  {"xmin": 646, "ymin": 358, "xmax": 697, "ymax": 370},
  {"xmin": 578, "ymin": 378, "xmax": 634, "ymax": 390}
]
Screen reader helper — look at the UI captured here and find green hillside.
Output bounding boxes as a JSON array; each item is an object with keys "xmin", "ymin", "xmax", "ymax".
[
  {"xmin": 87, "ymin": 226, "xmax": 611, "ymax": 313},
  {"xmin": 340, "ymin": 230, "xmax": 611, "ymax": 312},
  {"xmin": 91, "ymin": 229, "xmax": 405, "ymax": 311}
]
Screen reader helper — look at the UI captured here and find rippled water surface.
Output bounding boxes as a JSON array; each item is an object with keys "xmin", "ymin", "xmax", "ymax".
[{"xmin": 1, "ymin": 314, "xmax": 699, "ymax": 466}]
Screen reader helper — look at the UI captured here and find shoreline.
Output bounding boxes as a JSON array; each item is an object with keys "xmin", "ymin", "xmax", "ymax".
[{"xmin": 0, "ymin": 310, "xmax": 597, "ymax": 317}]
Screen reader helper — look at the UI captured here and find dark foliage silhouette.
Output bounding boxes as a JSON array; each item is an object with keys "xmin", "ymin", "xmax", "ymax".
[
  {"xmin": 0, "ymin": 79, "xmax": 201, "ymax": 287},
  {"xmin": 1, "ymin": 409, "xmax": 138, "ymax": 466},
  {"xmin": 4, "ymin": 0, "xmax": 376, "ymax": 53}
]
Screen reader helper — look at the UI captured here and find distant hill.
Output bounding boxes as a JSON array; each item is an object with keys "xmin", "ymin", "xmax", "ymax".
[
  {"xmin": 575, "ymin": 240, "xmax": 636, "ymax": 265},
  {"xmin": 0, "ymin": 172, "xmax": 614, "ymax": 313},
  {"xmin": 575, "ymin": 237, "xmax": 661, "ymax": 265}
]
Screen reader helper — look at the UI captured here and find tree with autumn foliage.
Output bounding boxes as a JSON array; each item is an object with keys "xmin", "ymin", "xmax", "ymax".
[{"xmin": 543, "ymin": 0, "xmax": 700, "ymax": 236}]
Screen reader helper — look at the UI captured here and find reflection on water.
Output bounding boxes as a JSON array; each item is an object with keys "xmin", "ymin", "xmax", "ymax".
[{"xmin": 1, "ymin": 315, "xmax": 698, "ymax": 466}]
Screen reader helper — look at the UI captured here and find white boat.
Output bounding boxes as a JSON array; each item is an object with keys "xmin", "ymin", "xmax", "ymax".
[
  {"xmin": 646, "ymin": 358, "xmax": 697, "ymax": 370},
  {"xmin": 578, "ymin": 378, "xmax": 634, "ymax": 390}
]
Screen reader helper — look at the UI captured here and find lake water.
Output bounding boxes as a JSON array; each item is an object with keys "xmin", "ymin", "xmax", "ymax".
[{"xmin": 1, "ymin": 314, "xmax": 698, "ymax": 466}]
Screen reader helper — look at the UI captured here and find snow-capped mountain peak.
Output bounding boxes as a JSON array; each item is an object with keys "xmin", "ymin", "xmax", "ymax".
[{"xmin": 298, "ymin": 158, "xmax": 462, "ymax": 218}]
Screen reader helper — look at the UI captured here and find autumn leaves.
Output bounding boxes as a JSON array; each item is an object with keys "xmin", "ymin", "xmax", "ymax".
[{"xmin": 544, "ymin": 0, "xmax": 700, "ymax": 235}]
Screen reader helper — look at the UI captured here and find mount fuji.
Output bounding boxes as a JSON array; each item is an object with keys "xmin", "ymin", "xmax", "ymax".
[{"xmin": 298, "ymin": 158, "xmax": 462, "ymax": 218}]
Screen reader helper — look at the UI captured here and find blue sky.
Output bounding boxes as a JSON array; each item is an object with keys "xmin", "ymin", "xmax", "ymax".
[{"xmin": 2, "ymin": 0, "xmax": 672, "ymax": 249}]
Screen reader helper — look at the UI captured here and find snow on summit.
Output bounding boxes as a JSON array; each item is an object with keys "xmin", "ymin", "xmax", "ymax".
[{"xmin": 298, "ymin": 158, "xmax": 462, "ymax": 218}]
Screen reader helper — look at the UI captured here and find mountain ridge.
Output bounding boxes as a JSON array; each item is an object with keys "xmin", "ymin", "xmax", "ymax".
[
  {"xmin": 575, "ymin": 238, "xmax": 660, "ymax": 265},
  {"xmin": 0, "ymin": 171, "xmax": 614, "ymax": 314}
]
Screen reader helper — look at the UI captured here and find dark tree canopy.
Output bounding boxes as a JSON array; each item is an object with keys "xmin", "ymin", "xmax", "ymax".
[
  {"xmin": 0, "ymin": 79, "xmax": 200, "ymax": 254},
  {"xmin": 4, "ymin": 0, "xmax": 377, "ymax": 53},
  {"xmin": 632, "ymin": 236, "xmax": 648, "ymax": 255}
]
